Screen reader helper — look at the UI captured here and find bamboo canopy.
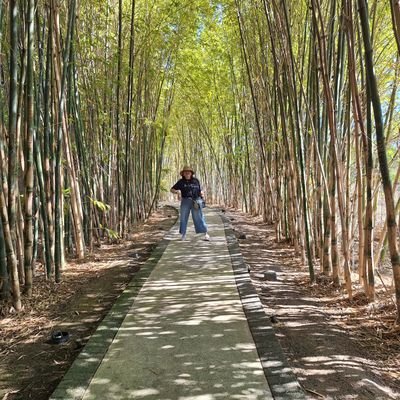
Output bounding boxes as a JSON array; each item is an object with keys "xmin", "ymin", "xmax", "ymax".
[{"xmin": 0, "ymin": 0, "xmax": 399, "ymax": 320}]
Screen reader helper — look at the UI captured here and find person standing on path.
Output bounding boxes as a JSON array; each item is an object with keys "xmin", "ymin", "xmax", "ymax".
[{"xmin": 171, "ymin": 166, "xmax": 210, "ymax": 241}]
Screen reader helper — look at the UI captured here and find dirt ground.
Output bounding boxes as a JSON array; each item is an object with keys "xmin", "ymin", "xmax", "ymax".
[
  {"xmin": 223, "ymin": 208, "xmax": 400, "ymax": 400},
  {"xmin": 1, "ymin": 205, "xmax": 400, "ymax": 400},
  {"xmin": 0, "ymin": 205, "xmax": 178, "ymax": 400}
]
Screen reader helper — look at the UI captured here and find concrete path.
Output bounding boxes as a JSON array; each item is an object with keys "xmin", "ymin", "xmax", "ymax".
[{"xmin": 51, "ymin": 208, "xmax": 305, "ymax": 400}]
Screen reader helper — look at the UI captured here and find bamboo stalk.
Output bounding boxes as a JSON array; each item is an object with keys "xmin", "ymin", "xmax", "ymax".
[
  {"xmin": 7, "ymin": 0, "xmax": 22, "ymax": 311},
  {"xmin": 358, "ymin": 0, "xmax": 400, "ymax": 319},
  {"xmin": 23, "ymin": 0, "xmax": 36, "ymax": 296}
]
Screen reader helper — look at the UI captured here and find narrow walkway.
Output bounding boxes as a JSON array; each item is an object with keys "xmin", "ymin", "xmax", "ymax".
[{"xmin": 51, "ymin": 208, "xmax": 304, "ymax": 400}]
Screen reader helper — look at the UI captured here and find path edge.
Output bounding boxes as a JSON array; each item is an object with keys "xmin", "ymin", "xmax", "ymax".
[
  {"xmin": 49, "ymin": 228, "xmax": 174, "ymax": 400},
  {"xmin": 220, "ymin": 212, "xmax": 306, "ymax": 400}
]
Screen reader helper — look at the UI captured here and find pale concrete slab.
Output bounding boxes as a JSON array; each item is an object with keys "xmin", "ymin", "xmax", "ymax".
[
  {"xmin": 83, "ymin": 210, "xmax": 272, "ymax": 400},
  {"xmin": 51, "ymin": 208, "xmax": 305, "ymax": 400}
]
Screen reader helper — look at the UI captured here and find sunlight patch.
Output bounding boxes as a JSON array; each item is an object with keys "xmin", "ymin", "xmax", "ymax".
[
  {"xmin": 178, "ymin": 395, "xmax": 217, "ymax": 400},
  {"xmin": 90, "ymin": 378, "xmax": 111, "ymax": 385},
  {"xmin": 131, "ymin": 388, "xmax": 160, "ymax": 397}
]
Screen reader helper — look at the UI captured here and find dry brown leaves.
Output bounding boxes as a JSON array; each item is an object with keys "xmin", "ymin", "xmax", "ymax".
[
  {"xmin": 0, "ymin": 206, "xmax": 177, "ymax": 355},
  {"xmin": 292, "ymin": 272, "xmax": 400, "ymax": 370},
  {"xmin": 224, "ymin": 206, "xmax": 400, "ymax": 386}
]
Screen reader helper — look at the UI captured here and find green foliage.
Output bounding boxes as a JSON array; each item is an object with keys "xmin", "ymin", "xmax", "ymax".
[
  {"xmin": 88, "ymin": 197, "xmax": 111, "ymax": 213},
  {"xmin": 63, "ymin": 188, "xmax": 71, "ymax": 198},
  {"xmin": 100, "ymin": 224, "xmax": 120, "ymax": 240}
]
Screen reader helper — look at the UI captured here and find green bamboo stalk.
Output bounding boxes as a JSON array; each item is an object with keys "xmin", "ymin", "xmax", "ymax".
[
  {"xmin": 281, "ymin": 0, "xmax": 314, "ymax": 281},
  {"xmin": 365, "ymin": 76, "xmax": 375, "ymax": 300},
  {"xmin": 116, "ymin": 0, "xmax": 123, "ymax": 234},
  {"xmin": 54, "ymin": 0, "xmax": 76, "ymax": 282},
  {"xmin": 43, "ymin": 5, "xmax": 54, "ymax": 278},
  {"xmin": 0, "ymin": 215, "xmax": 8, "ymax": 299},
  {"xmin": 23, "ymin": 0, "xmax": 36, "ymax": 296},
  {"xmin": 122, "ymin": 0, "xmax": 136, "ymax": 234},
  {"xmin": 0, "ymin": 0, "xmax": 9, "ymax": 300},
  {"xmin": 358, "ymin": 0, "xmax": 400, "ymax": 319},
  {"xmin": 7, "ymin": 0, "xmax": 22, "ymax": 311}
]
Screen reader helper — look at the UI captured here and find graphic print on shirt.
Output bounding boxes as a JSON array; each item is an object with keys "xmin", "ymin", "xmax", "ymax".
[{"xmin": 172, "ymin": 178, "xmax": 201, "ymax": 199}]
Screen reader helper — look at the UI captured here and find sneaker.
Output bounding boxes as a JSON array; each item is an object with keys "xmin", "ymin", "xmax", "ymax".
[
  {"xmin": 204, "ymin": 233, "xmax": 210, "ymax": 241},
  {"xmin": 181, "ymin": 234, "xmax": 186, "ymax": 241}
]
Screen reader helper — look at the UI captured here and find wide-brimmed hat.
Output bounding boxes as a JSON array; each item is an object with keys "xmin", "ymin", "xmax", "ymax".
[{"xmin": 180, "ymin": 165, "xmax": 195, "ymax": 176}]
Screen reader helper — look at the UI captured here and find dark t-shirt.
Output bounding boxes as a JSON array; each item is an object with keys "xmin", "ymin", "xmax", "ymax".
[{"xmin": 172, "ymin": 178, "xmax": 202, "ymax": 199}]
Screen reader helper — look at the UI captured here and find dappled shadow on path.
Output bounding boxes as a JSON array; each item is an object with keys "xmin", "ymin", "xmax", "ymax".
[{"xmin": 51, "ymin": 214, "xmax": 272, "ymax": 400}]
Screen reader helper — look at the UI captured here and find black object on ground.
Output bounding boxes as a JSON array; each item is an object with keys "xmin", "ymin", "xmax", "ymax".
[
  {"xmin": 51, "ymin": 331, "xmax": 70, "ymax": 344},
  {"xmin": 263, "ymin": 270, "xmax": 277, "ymax": 281},
  {"xmin": 270, "ymin": 315, "xmax": 279, "ymax": 324}
]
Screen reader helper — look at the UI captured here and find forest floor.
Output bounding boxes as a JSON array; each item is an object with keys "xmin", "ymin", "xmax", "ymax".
[
  {"xmin": 1, "ymin": 204, "xmax": 400, "ymax": 400},
  {"xmin": 223, "ymin": 207, "xmax": 400, "ymax": 400},
  {"xmin": 0, "ymin": 205, "xmax": 178, "ymax": 400}
]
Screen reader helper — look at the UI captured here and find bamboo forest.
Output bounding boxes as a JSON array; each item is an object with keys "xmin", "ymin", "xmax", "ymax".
[{"xmin": 1, "ymin": 0, "xmax": 400, "ymax": 399}]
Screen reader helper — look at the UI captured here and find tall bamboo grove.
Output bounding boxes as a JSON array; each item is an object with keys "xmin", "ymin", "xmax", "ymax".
[{"xmin": 0, "ymin": 0, "xmax": 399, "ymax": 321}]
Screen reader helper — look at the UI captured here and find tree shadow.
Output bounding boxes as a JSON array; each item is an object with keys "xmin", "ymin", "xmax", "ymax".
[
  {"xmin": 228, "ymin": 211, "xmax": 400, "ymax": 400},
  {"xmin": 50, "ymin": 212, "xmax": 277, "ymax": 400}
]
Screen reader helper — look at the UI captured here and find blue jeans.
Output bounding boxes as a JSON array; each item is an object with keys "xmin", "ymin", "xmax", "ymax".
[{"xmin": 179, "ymin": 197, "xmax": 208, "ymax": 235}]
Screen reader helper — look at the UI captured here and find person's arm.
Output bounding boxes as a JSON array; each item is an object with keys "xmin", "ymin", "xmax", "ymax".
[
  {"xmin": 198, "ymin": 179, "xmax": 204, "ymax": 198},
  {"xmin": 171, "ymin": 180, "xmax": 181, "ymax": 194}
]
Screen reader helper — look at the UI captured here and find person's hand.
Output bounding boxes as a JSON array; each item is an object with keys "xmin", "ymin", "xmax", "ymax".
[{"xmin": 171, "ymin": 189, "xmax": 181, "ymax": 199}]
